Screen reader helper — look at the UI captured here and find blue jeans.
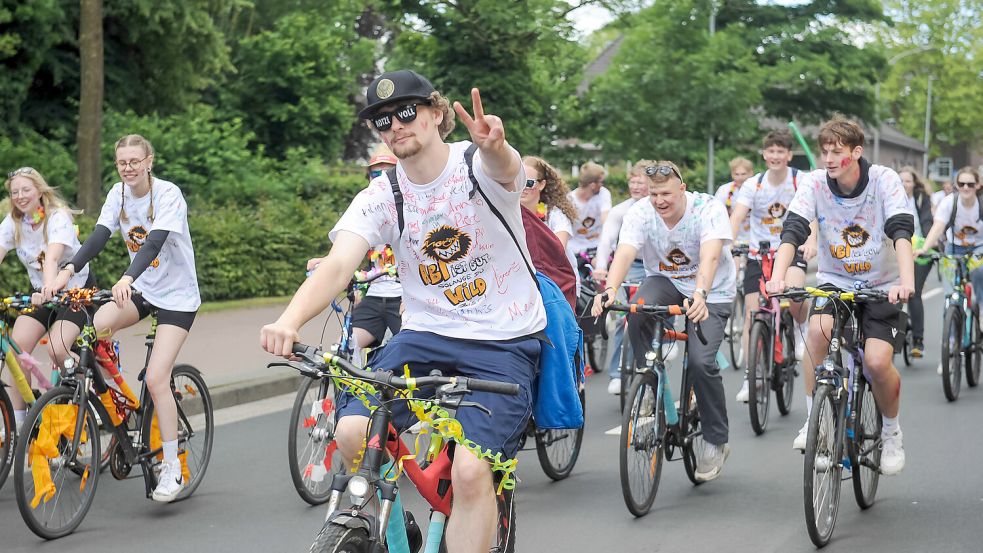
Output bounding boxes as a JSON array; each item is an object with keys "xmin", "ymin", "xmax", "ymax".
[
  {"xmin": 608, "ymin": 260, "xmax": 646, "ymax": 379},
  {"xmin": 945, "ymin": 244, "xmax": 983, "ymax": 308}
]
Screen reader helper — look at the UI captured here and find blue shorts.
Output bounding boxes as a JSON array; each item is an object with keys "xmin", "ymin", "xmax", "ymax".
[{"xmin": 336, "ymin": 330, "xmax": 540, "ymax": 459}]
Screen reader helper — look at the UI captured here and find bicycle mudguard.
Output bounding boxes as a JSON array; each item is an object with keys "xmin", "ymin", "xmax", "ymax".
[{"xmin": 327, "ymin": 512, "xmax": 374, "ymax": 533}]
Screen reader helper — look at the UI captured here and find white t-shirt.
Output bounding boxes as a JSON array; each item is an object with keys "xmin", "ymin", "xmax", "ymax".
[
  {"xmin": 96, "ymin": 179, "xmax": 201, "ymax": 311},
  {"xmin": 931, "ymin": 190, "xmax": 950, "ymax": 210},
  {"xmin": 0, "ymin": 210, "xmax": 90, "ymax": 290},
  {"xmin": 713, "ymin": 181, "xmax": 750, "ymax": 243},
  {"xmin": 567, "ymin": 186, "xmax": 611, "ymax": 253},
  {"xmin": 596, "ymin": 197, "xmax": 643, "ymax": 270},
  {"xmin": 365, "ymin": 244, "xmax": 402, "ymax": 298},
  {"xmin": 735, "ymin": 169, "xmax": 798, "ymax": 251},
  {"xmin": 620, "ymin": 192, "xmax": 736, "ymax": 303},
  {"xmin": 788, "ymin": 165, "xmax": 908, "ymax": 291},
  {"xmin": 546, "ymin": 207, "xmax": 579, "ymax": 296},
  {"xmin": 330, "ymin": 141, "xmax": 546, "ymax": 341},
  {"xmin": 933, "ymin": 194, "xmax": 983, "ymax": 248}
]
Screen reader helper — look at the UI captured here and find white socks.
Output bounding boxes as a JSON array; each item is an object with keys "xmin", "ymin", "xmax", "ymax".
[
  {"xmin": 882, "ymin": 416, "xmax": 900, "ymax": 438},
  {"xmin": 805, "ymin": 394, "xmax": 813, "ymax": 419},
  {"xmin": 162, "ymin": 439, "xmax": 179, "ymax": 464},
  {"xmin": 14, "ymin": 409, "xmax": 26, "ymax": 427}
]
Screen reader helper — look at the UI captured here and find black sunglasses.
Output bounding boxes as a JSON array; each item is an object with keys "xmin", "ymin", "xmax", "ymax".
[
  {"xmin": 957, "ymin": 180, "xmax": 977, "ymax": 188},
  {"xmin": 645, "ymin": 164, "xmax": 683, "ymax": 182},
  {"xmin": 371, "ymin": 103, "xmax": 428, "ymax": 132},
  {"xmin": 525, "ymin": 178, "xmax": 543, "ymax": 189}
]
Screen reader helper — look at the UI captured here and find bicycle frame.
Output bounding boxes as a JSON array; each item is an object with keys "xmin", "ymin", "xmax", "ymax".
[
  {"xmin": 940, "ymin": 254, "xmax": 980, "ymax": 346},
  {"xmin": 1, "ymin": 300, "xmax": 55, "ymax": 404}
]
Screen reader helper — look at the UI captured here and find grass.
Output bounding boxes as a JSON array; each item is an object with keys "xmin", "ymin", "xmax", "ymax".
[{"xmin": 198, "ymin": 295, "xmax": 291, "ymax": 314}]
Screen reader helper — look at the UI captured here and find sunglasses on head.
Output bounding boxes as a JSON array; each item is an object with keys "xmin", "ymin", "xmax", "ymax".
[
  {"xmin": 7, "ymin": 167, "xmax": 35, "ymax": 178},
  {"xmin": 525, "ymin": 178, "xmax": 543, "ymax": 189},
  {"xmin": 957, "ymin": 179, "xmax": 977, "ymax": 188},
  {"xmin": 371, "ymin": 102, "xmax": 428, "ymax": 132},
  {"xmin": 645, "ymin": 164, "xmax": 682, "ymax": 182}
]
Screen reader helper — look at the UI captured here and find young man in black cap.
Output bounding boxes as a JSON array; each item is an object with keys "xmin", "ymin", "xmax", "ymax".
[{"xmin": 261, "ymin": 70, "xmax": 545, "ymax": 552}]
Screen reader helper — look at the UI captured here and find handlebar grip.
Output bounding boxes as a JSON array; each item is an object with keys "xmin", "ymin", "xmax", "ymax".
[
  {"xmin": 464, "ymin": 378, "xmax": 520, "ymax": 396},
  {"xmin": 695, "ymin": 322, "xmax": 708, "ymax": 346}
]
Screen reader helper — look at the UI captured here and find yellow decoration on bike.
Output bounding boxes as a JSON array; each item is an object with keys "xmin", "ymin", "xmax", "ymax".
[
  {"xmin": 5, "ymin": 348, "xmax": 37, "ymax": 403},
  {"xmin": 28, "ymin": 404, "xmax": 90, "ymax": 508}
]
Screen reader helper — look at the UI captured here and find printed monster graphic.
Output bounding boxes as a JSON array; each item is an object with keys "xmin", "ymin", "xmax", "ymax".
[
  {"xmin": 767, "ymin": 202, "xmax": 787, "ymax": 219},
  {"xmin": 666, "ymin": 248, "xmax": 691, "ymax": 266},
  {"xmin": 422, "ymin": 225, "xmax": 472, "ymax": 263},
  {"xmin": 955, "ymin": 226, "xmax": 979, "ymax": 243},
  {"xmin": 124, "ymin": 225, "xmax": 160, "ymax": 268},
  {"xmin": 577, "ymin": 216, "xmax": 597, "ymax": 235},
  {"xmin": 34, "ymin": 251, "xmax": 45, "ymax": 271},
  {"xmin": 840, "ymin": 224, "xmax": 870, "ymax": 248}
]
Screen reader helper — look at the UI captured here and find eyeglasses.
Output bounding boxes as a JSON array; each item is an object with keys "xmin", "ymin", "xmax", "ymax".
[
  {"xmin": 371, "ymin": 103, "xmax": 428, "ymax": 132},
  {"xmin": 7, "ymin": 167, "xmax": 35, "ymax": 178},
  {"xmin": 116, "ymin": 155, "xmax": 151, "ymax": 171},
  {"xmin": 525, "ymin": 178, "xmax": 543, "ymax": 189},
  {"xmin": 645, "ymin": 164, "xmax": 683, "ymax": 182},
  {"xmin": 956, "ymin": 180, "xmax": 977, "ymax": 188}
]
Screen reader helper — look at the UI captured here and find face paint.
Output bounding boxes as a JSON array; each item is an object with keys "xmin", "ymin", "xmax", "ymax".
[{"xmin": 840, "ymin": 157, "xmax": 851, "ymax": 168}]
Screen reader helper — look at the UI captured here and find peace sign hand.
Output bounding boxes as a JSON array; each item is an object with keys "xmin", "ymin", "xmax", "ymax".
[{"xmin": 454, "ymin": 88, "xmax": 507, "ymax": 153}]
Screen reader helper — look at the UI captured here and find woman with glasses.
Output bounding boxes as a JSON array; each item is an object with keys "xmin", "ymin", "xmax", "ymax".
[
  {"xmin": 899, "ymin": 166, "xmax": 934, "ymax": 358},
  {"xmin": 49, "ymin": 134, "xmax": 201, "ymax": 503},
  {"xmin": 1, "ymin": 167, "xmax": 92, "ymax": 427},
  {"xmin": 521, "ymin": 156, "xmax": 580, "ymax": 294}
]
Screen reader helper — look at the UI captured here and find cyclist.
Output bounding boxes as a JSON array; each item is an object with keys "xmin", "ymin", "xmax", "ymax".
[
  {"xmin": 765, "ymin": 116, "xmax": 913, "ymax": 476},
  {"xmin": 730, "ymin": 130, "xmax": 817, "ymax": 403},
  {"xmin": 898, "ymin": 166, "xmax": 934, "ymax": 358},
  {"xmin": 1, "ymin": 167, "xmax": 92, "ymax": 427},
  {"xmin": 567, "ymin": 161, "xmax": 611, "ymax": 259},
  {"xmin": 49, "ymin": 134, "xmax": 202, "ymax": 501},
  {"xmin": 520, "ymin": 155, "xmax": 580, "ymax": 295},
  {"xmin": 713, "ymin": 156, "xmax": 753, "ymax": 245},
  {"xmin": 931, "ymin": 177, "xmax": 953, "ymax": 213},
  {"xmin": 308, "ymin": 144, "xmax": 402, "ymax": 355},
  {"xmin": 260, "ymin": 70, "xmax": 545, "ymax": 553},
  {"xmin": 593, "ymin": 160, "xmax": 736, "ymax": 482},
  {"xmin": 593, "ymin": 161, "xmax": 652, "ymax": 395}
]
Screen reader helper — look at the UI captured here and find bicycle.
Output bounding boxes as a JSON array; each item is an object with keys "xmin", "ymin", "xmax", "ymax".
[
  {"xmin": 727, "ymin": 243, "xmax": 749, "ymax": 371},
  {"xmin": 287, "ymin": 265, "xmax": 398, "ymax": 505},
  {"xmin": 604, "ymin": 298, "xmax": 709, "ymax": 517},
  {"xmin": 576, "ymin": 248, "xmax": 607, "ymax": 375},
  {"xmin": 516, "ymin": 384, "xmax": 586, "ymax": 482},
  {"xmin": 925, "ymin": 252, "xmax": 983, "ymax": 401},
  {"xmin": 608, "ymin": 279, "xmax": 643, "ymax": 410},
  {"xmin": 273, "ymin": 343, "xmax": 521, "ymax": 553},
  {"xmin": 12, "ymin": 288, "xmax": 214, "ymax": 539},
  {"xmin": 778, "ymin": 286, "xmax": 887, "ymax": 548},
  {"xmin": 744, "ymin": 241, "xmax": 798, "ymax": 435}
]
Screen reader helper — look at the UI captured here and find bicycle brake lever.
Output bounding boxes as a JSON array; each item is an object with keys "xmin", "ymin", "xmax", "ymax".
[{"xmin": 454, "ymin": 400, "xmax": 492, "ymax": 416}]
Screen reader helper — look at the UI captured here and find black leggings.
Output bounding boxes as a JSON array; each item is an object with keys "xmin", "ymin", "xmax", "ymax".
[{"xmin": 907, "ymin": 263, "xmax": 933, "ymax": 342}]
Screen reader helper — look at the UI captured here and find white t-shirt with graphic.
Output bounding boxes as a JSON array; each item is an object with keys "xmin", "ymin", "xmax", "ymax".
[
  {"xmin": 330, "ymin": 141, "xmax": 546, "ymax": 341},
  {"xmin": 736, "ymin": 170, "xmax": 797, "ymax": 251},
  {"xmin": 96, "ymin": 179, "xmax": 201, "ymax": 311},
  {"xmin": 933, "ymin": 194, "xmax": 983, "ymax": 248},
  {"xmin": 0, "ymin": 209, "xmax": 90, "ymax": 290},
  {"xmin": 567, "ymin": 186, "xmax": 611, "ymax": 253},
  {"xmin": 788, "ymin": 165, "xmax": 908, "ymax": 291},
  {"xmin": 365, "ymin": 244, "xmax": 402, "ymax": 298},
  {"xmin": 714, "ymin": 181, "xmax": 750, "ymax": 243},
  {"xmin": 546, "ymin": 207, "xmax": 579, "ymax": 296},
  {"xmin": 619, "ymin": 192, "xmax": 736, "ymax": 303}
]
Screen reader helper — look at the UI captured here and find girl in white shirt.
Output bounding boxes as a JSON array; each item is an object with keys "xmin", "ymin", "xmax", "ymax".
[
  {"xmin": 51, "ymin": 134, "xmax": 201, "ymax": 503},
  {"xmin": 1, "ymin": 167, "xmax": 91, "ymax": 426}
]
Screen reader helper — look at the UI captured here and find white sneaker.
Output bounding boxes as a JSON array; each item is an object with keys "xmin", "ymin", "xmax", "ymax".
[
  {"xmin": 880, "ymin": 431, "xmax": 906, "ymax": 475},
  {"xmin": 607, "ymin": 378, "xmax": 622, "ymax": 395},
  {"xmin": 152, "ymin": 460, "xmax": 185, "ymax": 503},
  {"xmin": 735, "ymin": 379, "xmax": 749, "ymax": 403},
  {"xmin": 694, "ymin": 443, "xmax": 730, "ymax": 482},
  {"xmin": 792, "ymin": 421, "xmax": 808, "ymax": 451}
]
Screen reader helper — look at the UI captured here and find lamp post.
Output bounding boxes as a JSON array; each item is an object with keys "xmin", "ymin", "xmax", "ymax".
[
  {"xmin": 872, "ymin": 45, "xmax": 937, "ymax": 167},
  {"xmin": 706, "ymin": 1, "xmax": 717, "ymax": 193}
]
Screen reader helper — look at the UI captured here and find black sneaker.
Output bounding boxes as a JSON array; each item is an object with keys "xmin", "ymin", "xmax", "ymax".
[{"xmin": 911, "ymin": 339, "xmax": 924, "ymax": 358}]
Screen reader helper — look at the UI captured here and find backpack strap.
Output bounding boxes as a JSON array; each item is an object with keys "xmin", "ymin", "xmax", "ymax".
[
  {"xmin": 387, "ymin": 168, "xmax": 403, "ymax": 236},
  {"xmin": 463, "ymin": 144, "xmax": 540, "ymax": 290},
  {"xmin": 791, "ymin": 167, "xmax": 798, "ymax": 191},
  {"xmin": 945, "ymin": 193, "xmax": 959, "ymax": 234}
]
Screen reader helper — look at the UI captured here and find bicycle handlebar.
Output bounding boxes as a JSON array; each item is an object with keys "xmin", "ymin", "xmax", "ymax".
[
  {"xmin": 599, "ymin": 293, "xmax": 708, "ymax": 345},
  {"xmin": 776, "ymin": 286, "xmax": 889, "ymax": 303}
]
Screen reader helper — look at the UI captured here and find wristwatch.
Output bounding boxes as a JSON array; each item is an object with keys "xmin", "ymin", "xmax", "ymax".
[{"xmin": 694, "ymin": 288, "xmax": 708, "ymax": 299}]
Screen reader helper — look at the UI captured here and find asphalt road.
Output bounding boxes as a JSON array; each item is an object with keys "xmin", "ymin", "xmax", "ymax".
[{"xmin": 2, "ymin": 283, "xmax": 982, "ymax": 552}]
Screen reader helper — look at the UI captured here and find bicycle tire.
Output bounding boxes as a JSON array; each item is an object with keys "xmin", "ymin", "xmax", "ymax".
[
  {"xmin": 942, "ymin": 306, "xmax": 962, "ymax": 401},
  {"xmin": 967, "ymin": 311, "xmax": 981, "ymax": 387},
  {"xmin": 494, "ymin": 485, "xmax": 517, "ymax": 553},
  {"xmin": 681, "ymin": 382, "xmax": 707, "ymax": 486},
  {"xmin": 535, "ymin": 387, "xmax": 585, "ymax": 481},
  {"xmin": 803, "ymin": 383, "xmax": 843, "ymax": 548},
  {"xmin": 141, "ymin": 364, "xmax": 213, "ymax": 501},
  {"xmin": 288, "ymin": 375, "xmax": 342, "ymax": 504},
  {"xmin": 14, "ymin": 385, "xmax": 101, "ymax": 539},
  {"xmin": 850, "ymin": 374, "xmax": 882, "ymax": 509},
  {"xmin": 728, "ymin": 294, "xmax": 745, "ymax": 371},
  {"xmin": 310, "ymin": 522, "xmax": 371, "ymax": 553},
  {"xmin": 776, "ymin": 312, "xmax": 796, "ymax": 416},
  {"xmin": 619, "ymin": 373, "xmax": 664, "ymax": 516},
  {"xmin": 0, "ymin": 384, "xmax": 14, "ymax": 491},
  {"xmin": 746, "ymin": 320, "xmax": 771, "ymax": 435},
  {"xmin": 619, "ymin": 331, "xmax": 633, "ymax": 411},
  {"xmin": 902, "ymin": 326, "xmax": 912, "ymax": 367}
]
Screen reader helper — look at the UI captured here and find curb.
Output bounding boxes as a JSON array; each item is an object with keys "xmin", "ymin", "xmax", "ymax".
[{"xmin": 209, "ymin": 372, "xmax": 303, "ymax": 412}]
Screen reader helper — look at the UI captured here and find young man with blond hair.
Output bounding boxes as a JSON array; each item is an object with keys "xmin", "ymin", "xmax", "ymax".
[{"xmin": 568, "ymin": 161, "xmax": 612, "ymax": 256}]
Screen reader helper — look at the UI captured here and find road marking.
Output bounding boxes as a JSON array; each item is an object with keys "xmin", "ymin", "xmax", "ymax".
[
  {"xmin": 923, "ymin": 287, "xmax": 942, "ymax": 299},
  {"xmin": 189, "ymin": 392, "xmax": 295, "ymax": 429},
  {"xmin": 605, "ymin": 425, "xmax": 621, "ymax": 435}
]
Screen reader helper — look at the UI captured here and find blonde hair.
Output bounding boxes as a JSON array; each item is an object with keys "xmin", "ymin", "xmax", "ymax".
[
  {"xmin": 522, "ymin": 156, "xmax": 579, "ymax": 223},
  {"xmin": 729, "ymin": 156, "xmax": 754, "ymax": 173},
  {"xmin": 631, "ymin": 159, "xmax": 657, "ymax": 178},
  {"xmin": 427, "ymin": 91, "xmax": 456, "ymax": 140},
  {"xmin": 115, "ymin": 134, "xmax": 156, "ymax": 223},
  {"xmin": 578, "ymin": 162, "xmax": 605, "ymax": 187},
  {"xmin": 3, "ymin": 167, "xmax": 77, "ymax": 247}
]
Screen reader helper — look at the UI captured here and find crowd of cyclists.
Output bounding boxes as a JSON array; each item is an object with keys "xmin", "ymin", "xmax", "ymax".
[{"xmin": 3, "ymin": 67, "xmax": 982, "ymax": 551}]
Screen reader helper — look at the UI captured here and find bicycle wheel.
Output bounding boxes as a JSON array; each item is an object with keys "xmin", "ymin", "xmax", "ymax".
[
  {"xmin": 141, "ymin": 364, "xmax": 213, "ymax": 501},
  {"xmin": 803, "ymin": 384, "xmax": 843, "ymax": 548},
  {"xmin": 619, "ymin": 332, "xmax": 633, "ymax": 411},
  {"xmin": 288, "ymin": 375, "xmax": 343, "ymax": 504},
  {"xmin": 619, "ymin": 374, "xmax": 664, "ymax": 516},
  {"xmin": 494, "ymin": 485, "xmax": 517, "ymax": 553},
  {"xmin": 746, "ymin": 320, "xmax": 771, "ymax": 435},
  {"xmin": 310, "ymin": 521, "xmax": 371, "ymax": 553},
  {"xmin": 0, "ymin": 384, "xmax": 14, "ymax": 491},
  {"xmin": 941, "ymin": 306, "xmax": 962, "ymax": 401},
  {"xmin": 535, "ymin": 388, "xmax": 585, "ymax": 481},
  {"xmin": 728, "ymin": 295, "xmax": 745, "ymax": 371},
  {"xmin": 776, "ymin": 313, "xmax": 796, "ymax": 416},
  {"xmin": 902, "ymin": 326, "xmax": 912, "ymax": 367},
  {"xmin": 850, "ymin": 374, "xmax": 882, "ymax": 509},
  {"xmin": 14, "ymin": 386, "xmax": 101, "ymax": 539},
  {"xmin": 681, "ymin": 383, "xmax": 708, "ymax": 486},
  {"xmin": 966, "ymin": 311, "xmax": 981, "ymax": 387}
]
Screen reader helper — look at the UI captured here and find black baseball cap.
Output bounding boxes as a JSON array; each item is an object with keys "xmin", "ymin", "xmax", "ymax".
[{"xmin": 358, "ymin": 70, "xmax": 437, "ymax": 119}]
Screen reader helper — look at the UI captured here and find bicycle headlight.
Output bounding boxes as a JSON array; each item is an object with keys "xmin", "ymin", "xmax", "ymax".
[
  {"xmin": 347, "ymin": 475, "xmax": 370, "ymax": 498},
  {"xmin": 63, "ymin": 358, "xmax": 75, "ymax": 371},
  {"xmin": 645, "ymin": 351, "xmax": 657, "ymax": 362}
]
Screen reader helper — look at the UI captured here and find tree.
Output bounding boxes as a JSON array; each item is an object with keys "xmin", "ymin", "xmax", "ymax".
[{"xmin": 77, "ymin": 0, "xmax": 103, "ymax": 213}]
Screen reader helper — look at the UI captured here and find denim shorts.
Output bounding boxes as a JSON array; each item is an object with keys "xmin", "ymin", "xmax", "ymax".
[{"xmin": 335, "ymin": 330, "xmax": 540, "ymax": 459}]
